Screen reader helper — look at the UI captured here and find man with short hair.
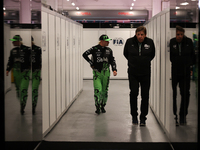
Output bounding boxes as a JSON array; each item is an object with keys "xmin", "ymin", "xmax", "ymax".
[
  {"xmin": 170, "ymin": 25, "xmax": 196, "ymax": 125},
  {"xmin": 124, "ymin": 26, "xmax": 155, "ymax": 126},
  {"xmin": 6, "ymin": 35, "xmax": 31, "ymax": 115},
  {"xmin": 82, "ymin": 34, "xmax": 117, "ymax": 114}
]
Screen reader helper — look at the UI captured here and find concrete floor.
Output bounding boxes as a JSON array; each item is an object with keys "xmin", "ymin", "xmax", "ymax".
[
  {"xmin": 4, "ymin": 83, "xmax": 42, "ymax": 141},
  {"xmin": 44, "ymin": 80, "xmax": 170, "ymax": 142},
  {"xmin": 4, "ymin": 79, "xmax": 198, "ymax": 144}
]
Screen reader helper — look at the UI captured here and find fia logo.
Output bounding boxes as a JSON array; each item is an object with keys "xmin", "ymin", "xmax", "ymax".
[{"xmin": 113, "ymin": 38, "xmax": 124, "ymax": 46}]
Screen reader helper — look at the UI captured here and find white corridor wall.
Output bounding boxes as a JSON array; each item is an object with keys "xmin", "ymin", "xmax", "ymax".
[{"xmin": 42, "ymin": 6, "xmax": 83, "ymax": 136}]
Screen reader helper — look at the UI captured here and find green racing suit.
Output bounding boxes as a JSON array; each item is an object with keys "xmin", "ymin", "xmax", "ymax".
[{"xmin": 82, "ymin": 44, "xmax": 117, "ymax": 110}]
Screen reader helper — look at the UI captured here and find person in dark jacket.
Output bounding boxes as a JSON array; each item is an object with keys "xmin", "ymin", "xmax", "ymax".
[
  {"xmin": 6, "ymin": 35, "xmax": 31, "ymax": 115},
  {"xmin": 82, "ymin": 34, "xmax": 117, "ymax": 114},
  {"xmin": 170, "ymin": 26, "xmax": 196, "ymax": 125},
  {"xmin": 31, "ymin": 36, "xmax": 42, "ymax": 115},
  {"xmin": 123, "ymin": 26, "xmax": 155, "ymax": 126}
]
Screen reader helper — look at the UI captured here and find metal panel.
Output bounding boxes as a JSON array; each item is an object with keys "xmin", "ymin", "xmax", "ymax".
[
  {"xmin": 41, "ymin": 11, "xmax": 49, "ymax": 133},
  {"xmin": 160, "ymin": 14, "xmax": 166, "ymax": 125},
  {"xmin": 61, "ymin": 18, "xmax": 66, "ymax": 112},
  {"xmin": 48, "ymin": 14, "xmax": 56, "ymax": 125},
  {"xmin": 56, "ymin": 16, "xmax": 61, "ymax": 117}
]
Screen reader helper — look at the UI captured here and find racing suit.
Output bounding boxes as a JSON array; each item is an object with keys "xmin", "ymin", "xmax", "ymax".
[
  {"xmin": 31, "ymin": 44, "xmax": 42, "ymax": 112},
  {"xmin": 82, "ymin": 44, "xmax": 117, "ymax": 110},
  {"xmin": 6, "ymin": 44, "xmax": 31, "ymax": 112}
]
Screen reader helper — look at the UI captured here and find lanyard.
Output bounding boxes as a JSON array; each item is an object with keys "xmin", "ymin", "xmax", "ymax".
[
  {"xmin": 138, "ymin": 43, "xmax": 142, "ymax": 56},
  {"xmin": 178, "ymin": 43, "xmax": 181, "ymax": 56}
]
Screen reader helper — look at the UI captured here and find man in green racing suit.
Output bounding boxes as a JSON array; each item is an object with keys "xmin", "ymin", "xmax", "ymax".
[
  {"xmin": 6, "ymin": 35, "xmax": 31, "ymax": 115},
  {"xmin": 82, "ymin": 34, "xmax": 117, "ymax": 114}
]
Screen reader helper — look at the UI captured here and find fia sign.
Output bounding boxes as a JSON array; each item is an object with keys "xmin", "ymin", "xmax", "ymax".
[{"xmin": 113, "ymin": 38, "xmax": 124, "ymax": 46}]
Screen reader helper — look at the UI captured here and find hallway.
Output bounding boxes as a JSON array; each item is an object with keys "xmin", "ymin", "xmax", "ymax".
[{"xmin": 43, "ymin": 80, "xmax": 169, "ymax": 142}]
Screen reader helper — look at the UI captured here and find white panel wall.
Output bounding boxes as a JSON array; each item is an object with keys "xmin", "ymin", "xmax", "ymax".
[
  {"xmin": 56, "ymin": 16, "xmax": 61, "ymax": 117},
  {"xmin": 48, "ymin": 13, "xmax": 56, "ymax": 125},
  {"xmin": 144, "ymin": 9, "xmax": 171, "ymax": 136},
  {"xmin": 83, "ymin": 28, "xmax": 136, "ymax": 79},
  {"xmin": 42, "ymin": 11, "xmax": 49, "ymax": 133},
  {"xmin": 42, "ymin": 6, "xmax": 83, "ymax": 135},
  {"xmin": 61, "ymin": 18, "xmax": 66, "ymax": 112}
]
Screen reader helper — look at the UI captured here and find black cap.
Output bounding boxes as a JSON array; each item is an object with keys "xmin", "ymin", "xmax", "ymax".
[
  {"xmin": 10, "ymin": 35, "xmax": 22, "ymax": 41},
  {"xmin": 99, "ymin": 34, "xmax": 112, "ymax": 41}
]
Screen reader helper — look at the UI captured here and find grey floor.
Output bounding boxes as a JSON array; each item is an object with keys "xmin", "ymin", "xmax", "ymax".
[
  {"xmin": 5, "ymin": 82, "xmax": 42, "ymax": 141},
  {"xmin": 44, "ymin": 80, "xmax": 170, "ymax": 142}
]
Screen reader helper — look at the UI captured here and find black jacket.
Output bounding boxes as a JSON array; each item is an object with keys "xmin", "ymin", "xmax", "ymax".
[
  {"xmin": 32, "ymin": 44, "xmax": 42, "ymax": 72},
  {"xmin": 123, "ymin": 35, "xmax": 155, "ymax": 76},
  {"xmin": 82, "ymin": 44, "xmax": 117, "ymax": 72},
  {"xmin": 170, "ymin": 36, "xmax": 195, "ymax": 75},
  {"xmin": 6, "ymin": 44, "xmax": 31, "ymax": 72}
]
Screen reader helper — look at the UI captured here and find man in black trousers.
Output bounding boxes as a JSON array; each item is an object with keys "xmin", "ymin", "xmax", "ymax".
[
  {"xmin": 170, "ymin": 25, "xmax": 196, "ymax": 125},
  {"xmin": 123, "ymin": 26, "xmax": 155, "ymax": 126}
]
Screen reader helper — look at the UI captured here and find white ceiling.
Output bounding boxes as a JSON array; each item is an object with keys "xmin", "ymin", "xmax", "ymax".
[
  {"xmin": 57, "ymin": 0, "xmax": 198, "ymax": 11},
  {"xmin": 4, "ymin": 0, "xmax": 199, "ymax": 11}
]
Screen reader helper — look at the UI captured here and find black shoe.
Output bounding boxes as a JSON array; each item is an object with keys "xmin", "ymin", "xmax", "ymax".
[
  {"xmin": 140, "ymin": 119, "xmax": 146, "ymax": 126},
  {"xmin": 95, "ymin": 109, "xmax": 100, "ymax": 115},
  {"xmin": 20, "ymin": 107, "xmax": 25, "ymax": 115},
  {"xmin": 174, "ymin": 116, "xmax": 179, "ymax": 126},
  {"xmin": 132, "ymin": 117, "xmax": 138, "ymax": 125},
  {"xmin": 101, "ymin": 107, "xmax": 106, "ymax": 113},
  {"xmin": 179, "ymin": 116, "xmax": 186, "ymax": 125},
  {"xmin": 32, "ymin": 107, "xmax": 36, "ymax": 115}
]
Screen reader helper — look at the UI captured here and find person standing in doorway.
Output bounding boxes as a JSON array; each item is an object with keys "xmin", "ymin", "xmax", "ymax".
[
  {"xmin": 82, "ymin": 34, "xmax": 117, "ymax": 114},
  {"xmin": 31, "ymin": 36, "xmax": 42, "ymax": 115},
  {"xmin": 170, "ymin": 25, "xmax": 196, "ymax": 125},
  {"xmin": 6, "ymin": 35, "xmax": 31, "ymax": 115},
  {"xmin": 123, "ymin": 26, "xmax": 155, "ymax": 126}
]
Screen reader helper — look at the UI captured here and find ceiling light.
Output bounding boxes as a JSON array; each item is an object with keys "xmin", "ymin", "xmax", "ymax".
[
  {"xmin": 133, "ymin": 0, "xmax": 136, "ymax": 1},
  {"xmin": 130, "ymin": 7, "xmax": 133, "ymax": 10},
  {"xmin": 67, "ymin": 0, "xmax": 69, "ymax": 1},
  {"xmin": 180, "ymin": 2, "xmax": 189, "ymax": 5},
  {"xmin": 132, "ymin": 3, "xmax": 134, "ymax": 6},
  {"xmin": 71, "ymin": 2, "xmax": 75, "ymax": 6},
  {"xmin": 176, "ymin": 6, "xmax": 180, "ymax": 9},
  {"xmin": 3, "ymin": 7, "xmax": 6, "ymax": 10},
  {"xmin": 76, "ymin": 7, "xmax": 79, "ymax": 10}
]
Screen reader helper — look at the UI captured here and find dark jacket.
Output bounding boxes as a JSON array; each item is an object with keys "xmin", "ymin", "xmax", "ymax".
[
  {"xmin": 170, "ymin": 36, "xmax": 195, "ymax": 75},
  {"xmin": 123, "ymin": 35, "xmax": 155, "ymax": 76},
  {"xmin": 32, "ymin": 44, "xmax": 42, "ymax": 72},
  {"xmin": 6, "ymin": 44, "xmax": 31, "ymax": 72},
  {"xmin": 82, "ymin": 44, "xmax": 117, "ymax": 72}
]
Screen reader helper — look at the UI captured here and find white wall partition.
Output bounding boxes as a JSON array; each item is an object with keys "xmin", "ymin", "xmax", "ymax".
[
  {"xmin": 83, "ymin": 28, "xmax": 136, "ymax": 79},
  {"xmin": 42, "ymin": 6, "xmax": 83, "ymax": 136},
  {"xmin": 144, "ymin": 9, "xmax": 171, "ymax": 137}
]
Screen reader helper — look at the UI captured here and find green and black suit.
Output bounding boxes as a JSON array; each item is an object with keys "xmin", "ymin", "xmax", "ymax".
[
  {"xmin": 6, "ymin": 44, "xmax": 31, "ymax": 110},
  {"xmin": 31, "ymin": 44, "xmax": 42, "ymax": 110},
  {"xmin": 82, "ymin": 44, "xmax": 117, "ymax": 109}
]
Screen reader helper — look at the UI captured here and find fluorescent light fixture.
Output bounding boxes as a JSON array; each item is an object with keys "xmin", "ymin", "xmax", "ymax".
[
  {"xmin": 180, "ymin": 2, "xmax": 189, "ymax": 5},
  {"xmin": 76, "ymin": 7, "xmax": 79, "ymax": 10},
  {"xmin": 176, "ymin": 6, "xmax": 180, "ymax": 9},
  {"xmin": 130, "ymin": 7, "xmax": 133, "ymax": 10},
  {"xmin": 133, "ymin": 0, "xmax": 136, "ymax": 1},
  {"xmin": 71, "ymin": 2, "xmax": 75, "ymax": 6},
  {"xmin": 132, "ymin": 3, "xmax": 134, "ymax": 6}
]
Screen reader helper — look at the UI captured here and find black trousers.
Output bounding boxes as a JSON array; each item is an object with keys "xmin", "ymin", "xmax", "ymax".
[
  {"xmin": 172, "ymin": 73, "xmax": 190, "ymax": 117},
  {"xmin": 128, "ymin": 74, "xmax": 151, "ymax": 120}
]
